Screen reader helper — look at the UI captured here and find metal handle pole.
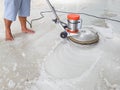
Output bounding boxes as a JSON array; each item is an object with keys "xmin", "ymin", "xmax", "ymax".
[
  {"xmin": 46, "ymin": 0, "xmax": 67, "ymax": 31},
  {"xmin": 46, "ymin": 0, "xmax": 60, "ymax": 21}
]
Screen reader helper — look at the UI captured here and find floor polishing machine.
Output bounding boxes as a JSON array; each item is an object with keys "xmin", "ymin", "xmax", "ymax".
[{"xmin": 46, "ymin": 0, "xmax": 99, "ymax": 45}]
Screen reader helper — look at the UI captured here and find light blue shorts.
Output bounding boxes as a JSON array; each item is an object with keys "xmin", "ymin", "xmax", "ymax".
[{"xmin": 4, "ymin": 0, "xmax": 31, "ymax": 21}]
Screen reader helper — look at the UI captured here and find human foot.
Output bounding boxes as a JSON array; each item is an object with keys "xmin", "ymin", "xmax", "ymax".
[
  {"xmin": 22, "ymin": 28, "xmax": 35, "ymax": 34},
  {"xmin": 6, "ymin": 32, "xmax": 14, "ymax": 41}
]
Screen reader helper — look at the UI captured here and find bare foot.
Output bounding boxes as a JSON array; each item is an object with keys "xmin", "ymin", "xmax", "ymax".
[
  {"xmin": 6, "ymin": 32, "xmax": 14, "ymax": 41},
  {"xmin": 22, "ymin": 28, "xmax": 35, "ymax": 34}
]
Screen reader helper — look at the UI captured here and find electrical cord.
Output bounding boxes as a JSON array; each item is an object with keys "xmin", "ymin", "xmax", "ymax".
[
  {"xmin": 27, "ymin": 10, "xmax": 120, "ymax": 28},
  {"xmin": 28, "ymin": 11, "xmax": 52, "ymax": 28}
]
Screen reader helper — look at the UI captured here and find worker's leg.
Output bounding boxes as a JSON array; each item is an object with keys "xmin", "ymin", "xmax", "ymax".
[
  {"xmin": 4, "ymin": 0, "xmax": 21, "ymax": 40},
  {"xmin": 19, "ymin": 0, "xmax": 35, "ymax": 33},
  {"xmin": 19, "ymin": 16, "xmax": 35, "ymax": 33},
  {"xmin": 4, "ymin": 19, "xmax": 13, "ymax": 40},
  {"xmin": 4, "ymin": 0, "xmax": 21, "ymax": 21}
]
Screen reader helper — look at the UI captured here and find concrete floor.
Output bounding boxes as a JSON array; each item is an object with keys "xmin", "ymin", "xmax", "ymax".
[{"xmin": 0, "ymin": 0, "xmax": 120, "ymax": 90}]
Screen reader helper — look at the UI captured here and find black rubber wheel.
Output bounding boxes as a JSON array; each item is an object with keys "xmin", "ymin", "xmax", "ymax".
[{"xmin": 60, "ymin": 31, "xmax": 68, "ymax": 38}]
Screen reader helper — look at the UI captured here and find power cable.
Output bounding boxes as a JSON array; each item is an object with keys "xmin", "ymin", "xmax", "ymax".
[{"xmin": 27, "ymin": 10, "xmax": 120, "ymax": 28}]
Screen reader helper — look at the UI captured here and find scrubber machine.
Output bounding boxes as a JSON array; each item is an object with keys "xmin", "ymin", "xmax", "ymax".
[{"xmin": 46, "ymin": 0, "xmax": 99, "ymax": 45}]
